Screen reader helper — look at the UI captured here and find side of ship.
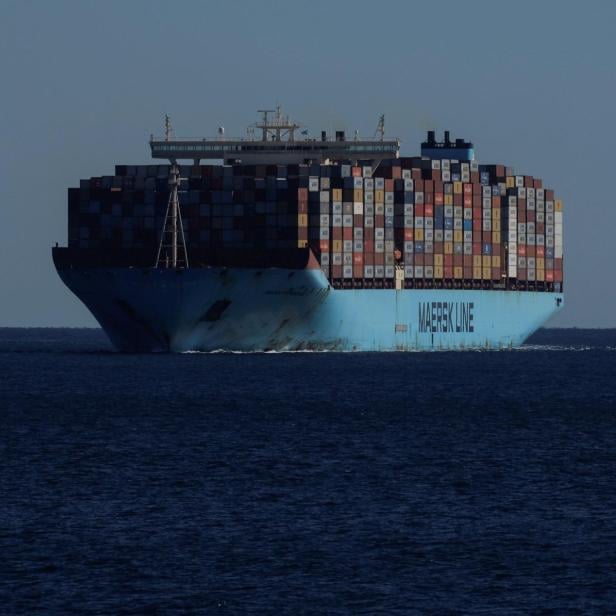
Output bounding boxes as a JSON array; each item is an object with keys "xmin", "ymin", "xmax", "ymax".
[{"xmin": 53, "ymin": 261, "xmax": 563, "ymax": 352}]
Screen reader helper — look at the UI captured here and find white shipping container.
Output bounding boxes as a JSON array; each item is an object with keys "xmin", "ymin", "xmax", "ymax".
[
  {"xmin": 364, "ymin": 191, "xmax": 374, "ymax": 205},
  {"xmin": 425, "ymin": 229, "xmax": 434, "ymax": 242},
  {"xmin": 353, "ymin": 177, "xmax": 363, "ymax": 189},
  {"xmin": 414, "ymin": 266, "xmax": 424, "ymax": 278},
  {"xmin": 343, "ymin": 240, "xmax": 353, "ymax": 252},
  {"xmin": 320, "ymin": 214, "xmax": 330, "ymax": 226},
  {"xmin": 364, "ymin": 216, "xmax": 374, "ymax": 228},
  {"xmin": 431, "ymin": 160, "xmax": 441, "ymax": 170},
  {"xmin": 319, "ymin": 228, "xmax": 330, "ymax": 240},
  {"xmin": 343, "ymin": 215, "xmax": 353, "ymax": 227},
  {"xmin": 375, "ymin": 228, "xmax": 385, "ymax": 241},
  {"xmin": 375, "ymin": 265, "xmax": 385, "ymax": 277},
  {"xmin": 425, "ymin": 266, "xmax": 434, "ymax": 278},
  {"xmin": 333, "ymin": 202, "xmax": 342, "ymax": 214},
  {"xmin": 332, "ymin": 253, "xmax": 342, "ymax": 265},
  {"xmin": 375, "ymin": 178, "xmax": 385, "ymax": 190},
  {"xmin": 414, "ymin": 216, "xmax": 424, "ymax": 229},
  {"xmin": 402, "ymin": 169, "xmax": 412, "ymax": 179},
  {"xmin": 353, "ymin": 202, "xmax": 363, "ymax": 215},
  {"xmin": 332, "ymin": 214, "xmax": 343, "ymax": 227},
  {"xmin": 321, "ymin": 253, "xmax": 330, "ymax": 265},
  {"xmin": 343, "ymin": 265, "xmax": 353, "ymax": 279},
  {"xmin": 341, "ymin": 165, "xmax": 351, "ymax": 177},
  {"xmin": 343, "ymin": 253, "xmax": 352, "ymax": 265},
  {"xmin": 320, "ymin": 190, "xmax": 329, "ymax": 203},
  {"xmin": 364, "ymin": 265, "xmax": 374, "ymax": 278},
  {"xmin": 364, "ymin": 178, "xmax": 374, "ymax": 191},
  {"xmin": 404, "ymin": 178, "xmax": 414, "ymax": 191},
  {"xmin": 309, "ymin": 177, "xmax": 319, "ymax": 191},
  {"xmin": 385, "ymin": 266, "xmax": 395, "ymax": 279},
  {"xmin": 375, "ymin": 240, "xmax": 385, "ymax": 252},
  {"xmin": 362, "ymin": 166, "xmax": 372, "ymax": 178},
  {"xmin": 441, "ymin": 170, "xmax": 451, "ymax": 182}
]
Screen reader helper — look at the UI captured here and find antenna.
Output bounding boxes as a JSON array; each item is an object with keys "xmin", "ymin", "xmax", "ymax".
[
  {"xmin": 164, "ymin": 114, "xmax": 174, "ymax": 141},
  {"xmin": 374, "ymin": 114, "xmax": 385, "ymax": 141}
]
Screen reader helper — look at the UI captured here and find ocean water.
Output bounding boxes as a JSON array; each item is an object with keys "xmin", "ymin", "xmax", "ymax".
[{"xmin": 1, "ymin": 328, "xmax": 616, "ymax": 614}]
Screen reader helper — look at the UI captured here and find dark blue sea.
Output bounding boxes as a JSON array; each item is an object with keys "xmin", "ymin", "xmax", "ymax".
[{"xmin": 1, "ymin": 328, "xmax": 616, "ymax": 614}]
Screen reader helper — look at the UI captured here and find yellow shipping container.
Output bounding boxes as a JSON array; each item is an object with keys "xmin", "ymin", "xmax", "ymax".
[
  {"xmin": 482, "ymin": 255, "xmax": 491, "ymax": 268},
  {"xmin": 375, "ymin": 190, "xmax": 384, "ymax": 203},
  {"xmin": 473, "ymin": 255, "xmax": 482, "ymax": 267},
  {"xmin": 298, "ymin": 239, "xmax": 308, "ymax": 248},
  {"xmin": 492, "ymin": 255, "xmax": 501, "ymax": 268},
  {"xmin": 415, "ymin": 228, "xmax": 424, "ymax": 241},
  {"xmin": 473, "ymin": 266, "xmax": 482, "ymax": 279},
  {"xmin": 444, "ymin": 242, "xmax": 453, "ymax": 254},
  {"xmin": 555, "ymin": 199, "xmax": 563, "ymax": 212},
  {"xmin": 333, "ymin": 240, "xmax": 342, "ymax": 252},
  {"xmin": 537, "ymin": 257, "xmax": 545, "ymax": 270},
  {"xmin": 444, "ymin": 194, "xmax": 453, "ymax": 205},
  {"xmin": 492, "ymin": 231, "xmax": 501, "ymax": 244},
  {"xmin": 506, "ymin": 176, "xmax": 515, "ymax": 188},
  {"xmin": 453, "ymin": 229, "xmax": 463, "ymax": 242},
  {"xmin": 298, "ymin": 214, "xmax": 308, "ymax": 227},
  {"xmin": 353, "ymin": 189, "xmax": 363, "ymax": 202},
  {"xmin": 492, "ymin": 208, "xmax": 501, "ymax": 220},
  {"xmin": 453, "ymin": 181, "xmax": 463, "ymax": 194},
  {"xmin": 434, "ymin": 266, "xmax": 444, "ymax": 279},
  {"xmin": 492, "ymin": 219, "xmax": 501, "ymax": 232},
  {"xmin": 434, "ymin": 254, "xmax": 444, "ymax": 266},
  {"xmin": 332, "ymin": 188, "xmax": 342, "ymax": 201},
  {"xmin": 454, "ymin": 266, "xmax": 463, "ymax": 279},
  {"xmin": 482, "ymin": 267, "xmax": 491, "ymax": 280},
  {"xmin": 537, "ymin": 269, "xmax": 545, "ymax": 281}
]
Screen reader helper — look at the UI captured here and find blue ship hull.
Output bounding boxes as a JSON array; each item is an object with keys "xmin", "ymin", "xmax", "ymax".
[{"xmin": 55, "ymin": 267, "xmax": 564, "ymax": 352}]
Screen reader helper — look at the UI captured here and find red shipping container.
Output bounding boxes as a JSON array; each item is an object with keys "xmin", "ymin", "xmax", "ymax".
[
  {"xmin": 464, "ymin": 266, "xmax": 473, "ymax": 278},
  {"xmin": 527, "ymin": 245, "xmax": 535, "ymax": 257},
  {"xmin": 454, "ymin": 254, "xmax": 463, "ymax": 267},
  {"xmin": 425, "ymin": 204, "xmax": 433, "ymax": 216},
  {"xmin": 364, "ymin": 252, "xmax": 374, "ymax": 265},
  {"xmin": 415, "ymin": 254, "xmax": 424, "ymax": 265},
  {"xmin": 343, "ymin": 227, "xmax": 353, "ymax": 240},
  {"xmin": 353, "ymin": 265, "xmax": 363, "ymax": 277},
  {"xmin": 526, "ymin": 210, "xmax": 535, "ymax": 222},
  {"xmin": 319, "ymin": 240, "xmax": 329, "ymax": 252},
  {"xmin": 424, "ymin": 253, "xmax": 434, "ymax": 266},
  {"xmin": 332, "ymin": 264, "xmax": 343, "ymax": 278},
  {"xmin": 473, "ymin": 207, "xmax": 482, "ymax": 220},
  {"xmin": 534, "ymin": 178, "xmax": 543, "ymax": 189},
  {"xmin": 414, "ymin": 179, "xmax": 424, "ymax": 191},
  {"xmin": 354, "ymin": 215, "xmax": 363, "ymax": 226},
  {"xmin": 492, "ymin": 267, "xmax": 501, "ymax": 280},
  {"xmin": 375, "ymin": 215, "xmax": 384, "ymax": 226},
  {"xmin": 555, "ymin": 258, "xmax": 563, "ymax": 270},
  {"xmin": 392, "ymin": 166, "xmax": 402, "ymax": 180},
  {"xmin": 425, "ymin": 192, "xmax": 434, "ymax": 205},
  {"xmin": 444, "ymin": 266, "xmax": 453, "ymax": 278},
  {"xmin": 473, "ymin": 242, "xmax": 482, "ymax": 254},
  {"xmin": 463, "ymin": 183, "xmax": 473, "ymax": 195},
  {"xmin": 473, "ymin": 195, "xmax": 481, "ymax": 207},
  {"xmin": 385, "ymin": 179, "xmax": 394, "ymax": 191},
  {"xmin": 554, "ymin": 270, "xmax": 563, "ymax": 282},
  {"xmin": 435, "ymin": 193, "xmax": 444, "ymax": 205},
  {"xmin": 524, "ymin": 176, "xmax": 533, "ymax": 188},
  {"xmin": 364, "ymin": 227, "xmax": 374, "ymax": 240},
  {"xmin": 518, "ymin": 245, "xmax": 526, "ymax": 256},
  {"xmin": 444, "ymin": 254, "xmax": 453, "ymax": 267},
  {"xmin": 537, "ymin": 222, "xmax": 545, "ymax": 234},
  {"xmin": 536, "ymin": 245, "xmax": 545, "ymax": 258},
  {"xmin": 352, "ymin": 167, "xmax": 362, "ymax": 177},
  {"xmin": 412, "ymin": 169, "xmax": 422, "ymax": 181},
  {"xmin": 333, "ymin": 227, "xmax": 342, "ymax": 240},
  {"xmin": 415, "ymin": 204, "xmax": 425, "ymax": 216},
  {"xmin": 353, "ymin": 253, "xmax": 363, "ymax": 265},
  {"xmin": 545, "ymin": 271, "xmax": 554, "ymax": 282},
  {"xmin": 434, "ymin": 180, "xmax": 444, "ymax": 193},
  {"xmin": 546, "ymin": 189, "xmax": 554, "ymax": 200},
  {"xmin": 374, "ymin": 253, "xmax": 384, "ymax": 265},
  {"xmin": 364, "ymin": 239, "xmax": 374, "ymax": 252},
  {"xmin": 424, "ymin": 180, "xmax": 434, "ymax": 192},
  {"xmin": 473, "ymin": 182, "xmax": 482, "ymax": 195},
  {"xmin": 434, "ymin": 241, "xmax": 443, "ymax": 253},
  {"xmin": 464, "ymin": 195, "xmax": 472, "ymax": 207},
  {"xmin": 404, "ymin": 229, "xmax": 414, "ymax": 241},
  {"xmin": 471, "ymin": 172, "xmax": 480, "ymax": 184},
  {"xmin": 298, "ymin": 188, "xmax": 308, "ymax": 199},
  {"xmin": 298, "ymin": 201, "xmax": 308, "ymax": 214},
  {"xmin": 453, "ymin": 194, "xmax": 463, "ymax": 206},
  {"xmin": 463, "ymin": 255, "xmax": 473, "ymax": 267}
]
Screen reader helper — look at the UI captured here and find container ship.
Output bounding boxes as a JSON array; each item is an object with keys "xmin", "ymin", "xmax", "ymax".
[{"xmin": 53, "ymin": 107, "xmax": 564, "ymax": 352}]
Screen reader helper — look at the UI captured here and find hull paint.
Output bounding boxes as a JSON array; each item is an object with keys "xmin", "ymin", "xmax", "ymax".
[{"xmin": 56, "ymin": 267, "xmax": 564, "ymax": 352}]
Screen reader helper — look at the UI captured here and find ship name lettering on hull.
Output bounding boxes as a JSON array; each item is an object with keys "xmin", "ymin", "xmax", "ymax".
[{"xmin": 418, "ymin": 302, "xmax": 474, "ymax": 333}]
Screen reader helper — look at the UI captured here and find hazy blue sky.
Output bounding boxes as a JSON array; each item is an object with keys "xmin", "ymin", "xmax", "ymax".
[{"xmin": 1, "ymin": 0, "xmax": 614, "ymax": 327}]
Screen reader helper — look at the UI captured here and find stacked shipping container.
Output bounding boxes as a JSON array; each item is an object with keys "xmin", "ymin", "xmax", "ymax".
[{"xmin": 69, "ymin": 158, "xmax": 563, "ymax": 290}]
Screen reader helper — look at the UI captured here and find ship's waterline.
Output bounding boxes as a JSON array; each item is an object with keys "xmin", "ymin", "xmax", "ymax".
[{"xmin": 56, "ymin": 267, "xmax": 563, "ymax": 352}]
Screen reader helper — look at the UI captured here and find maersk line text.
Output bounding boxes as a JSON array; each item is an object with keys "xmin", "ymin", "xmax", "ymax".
[{"xmin": 418, "ymin": 302, "xmax": 475, "ymax": 333}]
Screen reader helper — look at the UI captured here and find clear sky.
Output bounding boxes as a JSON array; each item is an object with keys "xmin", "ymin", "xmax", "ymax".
[{"xmin": 1, "ymin": 0, "xmax": 614, "ymax": 327}]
